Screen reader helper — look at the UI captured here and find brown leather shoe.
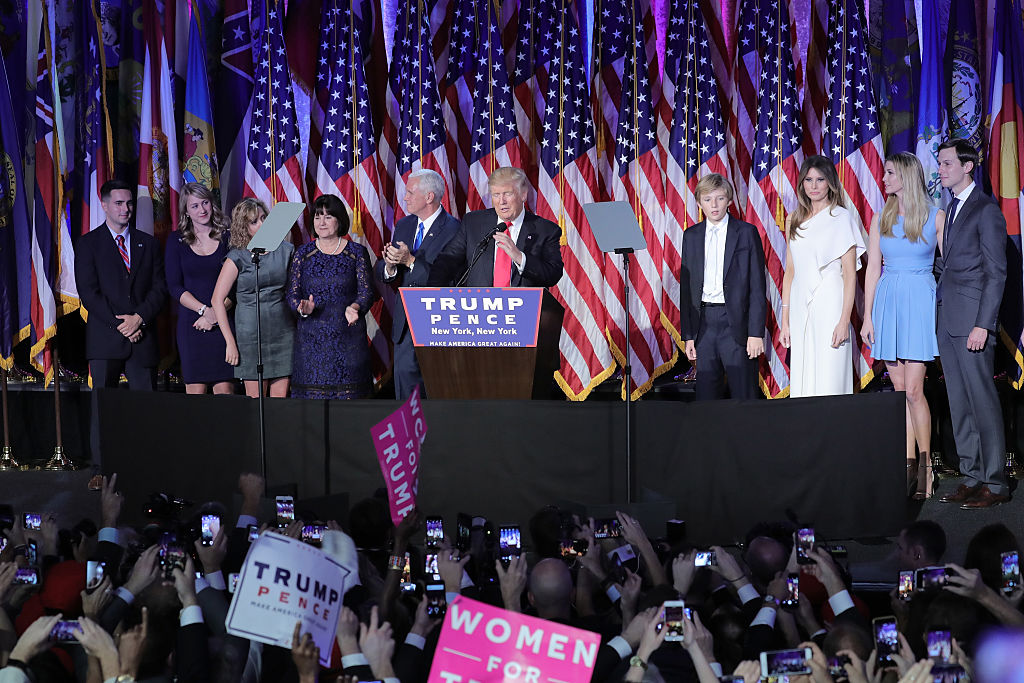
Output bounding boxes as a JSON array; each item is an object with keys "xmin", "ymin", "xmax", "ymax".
[
  {"xmin": 939, "ymin": 483, "xmax": 982, "ymax": 504},
  {"xmin": 960, "ymin": 486, "xmax": 1010, "ymax": 509}
]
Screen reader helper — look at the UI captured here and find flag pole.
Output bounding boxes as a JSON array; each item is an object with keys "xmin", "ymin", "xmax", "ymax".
[
  {"xmin": 44, "ymin": 345, "xmax": 74, "ymax": 469},
  {"xmin": 0, "ymin": 368, "xmax": 21, "ymax": 470}
]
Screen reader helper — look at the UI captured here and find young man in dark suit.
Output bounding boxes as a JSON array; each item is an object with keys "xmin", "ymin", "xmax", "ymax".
[
  {"xmin": 427, "ymin": 166, "xmax": 563, "ymax": 288},
  {"xmin": 375, "ymin": 169, "xmax": 460, "ymax": 399},
  {"xmin": 75, "ymin": 180, "xmax": 167, "ymax": 458},
  {"xmin": 679, "ymin": 174, "xmax": 766, "ymax": 400},
  {"xmin": 934, "ymin": 139, "xmax": 1009, "ymax": 509}
]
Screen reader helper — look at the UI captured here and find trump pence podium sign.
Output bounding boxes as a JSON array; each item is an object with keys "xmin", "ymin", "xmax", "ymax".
[{"xmin": 401, "ymin": 287, "xmax": 544, "ymax": 347}]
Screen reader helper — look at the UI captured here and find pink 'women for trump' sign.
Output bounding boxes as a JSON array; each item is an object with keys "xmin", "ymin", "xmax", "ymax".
[
  {"xmin": 370, "ymin": 386, "xmax": 426, "ymax": 525},
  {"xmin": 428, "ymin": 596, "xmax": 601, "ymax": 683}
]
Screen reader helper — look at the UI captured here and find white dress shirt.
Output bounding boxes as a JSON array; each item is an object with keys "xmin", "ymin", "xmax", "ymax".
[
  {"xmin": 948, "ymin": 181, "xmax": 975, "ymax": 226},
  {"xmin": 107, "ymin": 223, "xmax": 131, "ymax": 269},
  {"xmin": 496, "ymin": 209, "xmax": 527, "ymax": 274},
  {"xmin": 701, "ymin": 214, "xmax": 728, "ymax": 303}
]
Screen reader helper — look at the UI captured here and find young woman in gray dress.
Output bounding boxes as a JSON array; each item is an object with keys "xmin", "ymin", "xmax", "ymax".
[{"xmin": 211, "ymin": 198, "xmax": 295, "ymax": 398}]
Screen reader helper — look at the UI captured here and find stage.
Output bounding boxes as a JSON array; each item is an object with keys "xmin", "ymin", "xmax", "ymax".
[{"xmin": 48, "ymin": 389, "xmax": 913, "ymax": 544}]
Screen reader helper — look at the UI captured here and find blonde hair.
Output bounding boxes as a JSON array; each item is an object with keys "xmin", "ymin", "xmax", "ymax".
[
  {"xmin": 694, "ymin": 173, "xmax": 735, "ymax": 202},
  {"xmin": 487, "ymin": 167, "xmax": 529, "ymax": 194},
  {"xmin": 177, "ymin": 183, "xmax": 229, "ymax": 244},
  {"xmin": 228, "ymin": 198, "xmax": 270, "ymax": 249},
  {"xmin": 879, "ymin": 153, "xmax": 930, "ymax": 243},
  {"xmin": 789, "ymin": 155, "xmax": 843, "ymax": 240}
]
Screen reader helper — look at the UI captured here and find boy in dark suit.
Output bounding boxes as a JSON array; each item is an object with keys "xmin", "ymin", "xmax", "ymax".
[{"xmin": 679, "ymin": 174, "xmax": 766, "ymax": 400}]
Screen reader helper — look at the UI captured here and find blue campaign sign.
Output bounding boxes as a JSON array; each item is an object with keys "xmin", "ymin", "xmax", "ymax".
[{"xmin": 400, "ymin": 287, "xmax": 544, "ymax": 347}]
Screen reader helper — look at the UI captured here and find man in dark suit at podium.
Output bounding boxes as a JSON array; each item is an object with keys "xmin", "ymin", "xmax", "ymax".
[
  {"xmin": 376, "ymin": 169, "xmax": 460, "ymax": 399},
  {"xmin": 75, "ymin": 179, "xmax": 167, "ymax": 458},
  {"xmin": 679, "ymin": 173, "xmax": 766, "ymax": 400},
  {"xmin": 427, "ymin": 167, "xmax": 564, "ymax": 288}
]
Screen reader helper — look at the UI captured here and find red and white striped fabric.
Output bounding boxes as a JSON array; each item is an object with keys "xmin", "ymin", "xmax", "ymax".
[
  {"xmin": 137, "ymin": 0, "xmax": 180, "ymax": 240},
  {"xmin": 797, "ymin": 0, "xmax": 829, "ymax": 157}
]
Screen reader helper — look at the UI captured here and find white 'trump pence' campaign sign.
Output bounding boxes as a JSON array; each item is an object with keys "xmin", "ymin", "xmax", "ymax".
[{"xmin": 226, "ymin": 532, "xmax": 350, "ymax": 665}]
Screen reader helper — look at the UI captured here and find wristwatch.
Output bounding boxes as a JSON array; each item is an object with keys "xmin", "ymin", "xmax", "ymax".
[
  {"xmin": 115, "ymin": 675, "xmax": 136, "ymax": 683},
  {"xmin": 763, "ymin": 594, "xmax": 780, "ymax": 608},
  {"xmin": 197, "ymin": 304, "xmax": 207, "ymax": 316},
  {"xmin": 628, "ymin": 655, "xmax": 648, "ymax": 670}
]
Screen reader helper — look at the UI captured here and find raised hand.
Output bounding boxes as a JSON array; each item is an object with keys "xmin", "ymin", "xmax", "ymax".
[
  {"xmin": 101, "ymin": 473, "xmax": 124, "ymax": 528},
  {"xmin": 358, "ymin": 606, "xmax": 396, "ymax": 679},
  {"xmin": 291, "ymin": 621, "xmax": 321, "ymax": 683},
  {"xmin": 335, "ymin": 606, "xmax": 360, "ymax": 656},
  {"xmin": 495, "ymin": 555, "xmax": 528, "ymax": 613}
]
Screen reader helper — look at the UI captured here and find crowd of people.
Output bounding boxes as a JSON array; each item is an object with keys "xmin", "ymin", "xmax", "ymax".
[{"xmin": 0, "ymin": 472, "xmax": 1021, "ymax": 682}]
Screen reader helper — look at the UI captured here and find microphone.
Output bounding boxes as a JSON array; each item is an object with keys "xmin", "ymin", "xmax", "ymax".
[{"xmin": 456, "ymin": 223, "xmax": 508, "ymax": 287}]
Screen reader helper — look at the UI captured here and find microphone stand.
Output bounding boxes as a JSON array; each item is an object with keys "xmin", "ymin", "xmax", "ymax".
[
  {"xmin": 250, "ymin": 247, "xmax": 268, "ymax": 488},
  {"xmin": 456, "ymin": 225, "xmax": 507, "ymax": 287},
  {"xmin": 616, "ymin": 247, "xmax": 635, "ymax": 503}
]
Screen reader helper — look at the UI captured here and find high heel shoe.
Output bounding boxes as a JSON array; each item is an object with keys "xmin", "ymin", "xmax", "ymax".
[{"xmin": 913, "ymin": 458, "xmax": 935, "ymax": 501}]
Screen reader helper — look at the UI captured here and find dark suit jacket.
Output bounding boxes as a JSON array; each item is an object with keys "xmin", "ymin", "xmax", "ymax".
[
  {"xmin": 427, "ymin": 208, "xmax": 564, "ymax": 287},
  {"xmin": 375, "ymin": 210, "xmax": 461, "ymax": 342},
  {"xmin": 679, "ymin": 217, "xmax": 766, "ymax": 345},
  {"xmin": 74, "ymin": 225, "xmax": 168, "ymax": 364},
  {"xmin": 934, "ymin": 185, "xmax": 1007, "ymax": 336}
]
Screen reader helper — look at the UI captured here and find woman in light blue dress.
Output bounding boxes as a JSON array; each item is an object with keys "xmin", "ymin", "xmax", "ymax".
[{"xmin": 861, "ymin": 152, "xmax": 946, "ymax": 499}]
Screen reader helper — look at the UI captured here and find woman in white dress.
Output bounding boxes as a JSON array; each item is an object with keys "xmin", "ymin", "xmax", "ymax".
[{"xmin": 780, "ymin": 155, "xmax": 866, "ymax": 397}]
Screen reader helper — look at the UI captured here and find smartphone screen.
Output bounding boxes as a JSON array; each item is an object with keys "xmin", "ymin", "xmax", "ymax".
[
  {"xmin": 781, "ymin": 573, "xmax": 799, "ymax": 608},
  {"xmin": 425, "ymin": 553, "xmax": 439, "ymax": 576},
  {"xmin": 663, "ymin": 601, "xmax": 685, "ymax": 641},
  {"xmin": 916, "ymin": 566, "xmax": 949, "ymax": 592},
  {"xmin": 499, "ymin": 526, "xmax": 521, "ymax": 563},
  {"xmin": 456, "ymin": 513, "xmax": 472, "ymax": 553},
  {"xmin": 873, "ymin": 617, "xmax": 899, "ymax": 666},
  {"xmin": 400, "ymin": 552, "xmax": 415, "ymax": 592},
  {"xmin": 248, "ymin": 524, "xmax": 259, "ymax": 543},
  {"xmin": 797, "ymin": 528, "xmax": 815, "ymax": 564},
  {"xmin": 13, "ymin": 567, "xmax": 39, "ymax": 585},
  {"xmin": 593, "ymin": 518, "xmax": 621, "ymax": 539},
  {"xmin": 426, "ymin": 517, "xmax": 444, "ymax": 550},
  {"xmin": 23, "ymin": 512, "xmax": 41, "ymax": 531},
  {"xmin": 1001, "ymin": 551, "xmax": 1019, "ymax": 593},
  {"xmin": 159, "ymin": 545, "xmax": 187, "ymax": 579},
  {"xmin": 26, "ymin": 539, "xmax": 38, "ymax": 566},
  {"xmin": 898, "ymin": 570, "xmax": 914, "ymax": 601},
  {"xmin": 276, "ymin": 496, "xmax": 295, "ymax": 522},
  {"xmin": 228, "ymin": 572, "xmax": 240, "ymax": 594},
  {"xmin": 760, "ymin": 648, "xmax": 812, "ymax": 676},
  {"xmin": 86, "ymin": 561, "xmax": 106, "ymax": 592},
  {"xmin": 301, "ymin": 525, "xmax": 324, "ymax": 547},
  {"xmin": 50, "ymin": 620, "xmax": 81, "ymax": 642},
  {"xmin": 201, "ymin": 514, "xmax": 221, "ymax": 547},
  {"xmin": 426, "ymin": 582, "xmax": 447, "ymax": 617},
  {"xmin": 926, "ymin": 628, "xmax": 951, "ymax": 661},
  {"xmin": 694, "ymin": 550, "xmax": 716, "ymax": 567}
]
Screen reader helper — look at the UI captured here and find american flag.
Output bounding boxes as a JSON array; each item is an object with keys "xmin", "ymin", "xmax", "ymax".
[
  {"xmin": 820, "ymin": 0, "xmax": 884, "ymax": 387},
  {"xmin": 443, "ymin": 0, "xmax": 521, "ymax": 214},
  {"xmin": 511, "ymin": 0, "xmax": 544, "ymax": 202},
  {"xmin": 310, "ymin": 0, "xmax": 393, "ymax": 386},
  {"xmin": 215, "ymin": 0, "xmax": 254, "ymax": 210},
  {"xmin": 379, "ymin": 0, "xmax": 454, "ymax": 222},
  {"xmin": 243, "ymin": 0, "xmax": 307, "ymax": 243},
  {"xmin": 798, "ymin": 0, "xmax": 829, "ymax": 157},
  {"xmin": 76, "ymin": 0, "xmax": 111, "ymax": 234},
  {"xmin": 593, "ymin": 0, "xmax": 677, "ymax": 399},
  {"xmin": 657, "ymin": 0, "xmax": 731, "ymax": 345},
  {"xmin": 137, "ymin": 0, "xmax": 180, "ymax": 242},
  {"xmin": 738, "ymin": 0, "xmax": 803, "ymax": 398},
  {"xmin": 521, "ymin": 0, "xmax": 614, "ymax": 400}
]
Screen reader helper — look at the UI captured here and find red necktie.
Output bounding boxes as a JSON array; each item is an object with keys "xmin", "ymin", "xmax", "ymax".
[
  {"xmin": 493, "ymin": 221, "xmax": 513, "ymax": 287},
  {"xmin": 116, "ymin": 234, "xmax": 130, "ymax": 272}
]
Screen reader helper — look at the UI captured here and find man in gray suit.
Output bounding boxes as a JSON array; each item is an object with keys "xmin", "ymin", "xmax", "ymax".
[
  {"xmin": 935, "ymin": 139, "xmax": 1009, "ymax": 508},
  {"xmin": 376, "ymin": 169, "xmax": 460, "ymax": 399}
]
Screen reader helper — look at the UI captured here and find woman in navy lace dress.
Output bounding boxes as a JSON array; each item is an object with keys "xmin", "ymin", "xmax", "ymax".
[{"xmin": 288, "ymin": 194, "xmax": 376, "ymax": 399}]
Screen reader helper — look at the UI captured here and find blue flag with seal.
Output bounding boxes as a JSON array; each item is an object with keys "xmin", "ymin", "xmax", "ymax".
[
  {"xmin": 945, "ymin": 0, "xmax": 984, "ymax": 155},
  {"xmin": 915, "ymin": 1, "xmax": 947, "ymax": 203},
  {"xmin": 182, "ymin": 1, "xmax": 219, "ymax": 190}
]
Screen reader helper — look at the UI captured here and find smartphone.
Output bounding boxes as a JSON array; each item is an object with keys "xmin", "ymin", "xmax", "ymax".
[
  {"xmin": 760, "ymin": 648, "xmax": 812, "ymax": 676},
  {"xmin": 456, "ymin": 513, "xmax": 472, "ymax": 553},
  {"xmin": 426, "ymin": 516, "xmax": 444, "ymax": 550},
  {"xmin": 425, "ymin": 553, "xmax": 439, "ymax": 576},
  {"xmin": 86, "ymin": 560, "xmax": 106, "ymax": 592},
  {"xmin": 26, "ymin": 539, "xmax": 38, "ymax": 566},
  {"xmin": 781, "ymin": 572, "xmax": 799, "ymax": 608},
  {"xmin": 23, "ymin": 512, "xmax": 41, "ymax": 531},
  {"xmin": 426, "ymin": 581, "xmax": 447, "ymax": 618},
  {"xmin": 498, "ymin": 525, "xmax": 521, "ymax": 566},
  {"xmin": 301, "ymin": 524, "xmax": 325, "ymax": 547},
  {"xmin": 228, "ymin": 572, "xmax": 240, "ymax": 594},
  {"xmin": 13, "ymin": 567, "xmax": 39, "ymax": 585},
  {"xmin": 898, "ymin": 570, "xmax": 914, "ymax": 601},
  {"xmin": 607, "ymin": 544, "xmax": 637, "ymax": 567},
  {"xmin": 694, "ymin": 550, "xmax": 717, "ymax": 567},
  {"xmin": 247, "ymin": 524, "xmax": 259, "ymax": 543},
  {"xmin": 400, "ymin": 552, "xmax": 415, "ymax": 593},
  {"xmin": 276, "ymin": 496, "xmax": 295, "ymax": 524},
  {"xmin": 662, "ymin": 600, "xmax": 686, "ymax": 641},
  {"xmin": 200, "ymin": 514, "xmax": 221, "ymax": 547},
  {"xmin": 916, "ymin": 565, "xmax": 950, "ymax": 592},
  {"xmin": 828, "ymin": 654, "xmax": 851, "ymax": 679},
  {"xmin": 666, "ymin": 519, "xmax": 687, "ymax": 545},
  {"xmin": 796, "ymin": 528, "xmax": 815, "ymax": 564},
  {"xmin": 159, "ymin": 544, "xmax": 187, "ymax": 579},
  {"xmin": 593, "ymin": 518, "xmax": 621, "ymax": 540},
  {"xmin": 560, "ymin": 537, "xmax": 587, "ymax": 564},
  {"xmin": 926, "ymin": 627, "xmax": 951, "ymax": 661},
  {"xmin": 1001, "ymin": 551, "xmax": 1020, "ymax": 594},
  {"xmin": 873, "ymin": 616, "xmax": 899, "ymax": 667},
  {"xmin": 49, "ymin": 620, "xmax": 81, "ymax": 642}
]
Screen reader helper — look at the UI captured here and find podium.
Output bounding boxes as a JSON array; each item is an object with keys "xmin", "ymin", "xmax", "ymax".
[{"xmin": 400, "ymin": 287, "xmax": 563, "ymax": 399}]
